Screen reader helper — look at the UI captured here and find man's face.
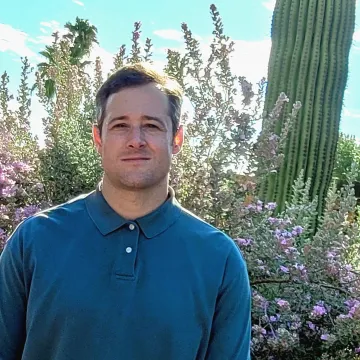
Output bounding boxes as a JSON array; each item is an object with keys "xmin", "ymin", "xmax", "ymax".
[{"xmin": 93, "ymin": 83, "xmax": 183, "ymax": 191}]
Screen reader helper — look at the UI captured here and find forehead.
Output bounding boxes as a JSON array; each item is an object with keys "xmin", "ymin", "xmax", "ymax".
[{"xmin": 105, "ymin": 83, "xmax": 170, "ymax": 118}]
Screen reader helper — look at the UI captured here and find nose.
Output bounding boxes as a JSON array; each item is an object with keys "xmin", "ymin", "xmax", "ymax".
[{"xmin": 126, "ymin": 126, "xmax": 146, "ymax": 149}]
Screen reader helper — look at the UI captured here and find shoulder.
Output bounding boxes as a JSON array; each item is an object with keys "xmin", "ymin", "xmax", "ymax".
[
  {"xmin": 174, "ymin": 205, "xmax": 249, "ymax": 293},
  {"xmin": 4, "ymin": 191, "xmax": 92, "ymax": 249},
  {"xmin": 176, "ymin": 205, "xmax": 246, "ymax": 266}
]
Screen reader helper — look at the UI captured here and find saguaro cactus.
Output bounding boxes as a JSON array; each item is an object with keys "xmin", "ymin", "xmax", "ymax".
[{"xmin": 260, "ymin": 0, "xmax": 356, "ymax": 213}]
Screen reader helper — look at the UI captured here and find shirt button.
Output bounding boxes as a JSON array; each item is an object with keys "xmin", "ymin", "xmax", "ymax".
[
  {"xmin": 126, "ymin": 247, "xmax": 132, "ymax": 254},
  {"xmin": 129, "ymin": 224, "xmax": 135, "ymax": 231}
]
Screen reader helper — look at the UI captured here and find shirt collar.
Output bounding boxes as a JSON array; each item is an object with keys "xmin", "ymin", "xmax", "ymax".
[{"xmin": 85, "ymin": 184, "xmax": 182, "ymax": 238}]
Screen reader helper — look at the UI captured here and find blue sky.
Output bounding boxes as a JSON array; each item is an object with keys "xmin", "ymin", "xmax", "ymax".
[{"xmin": 1, "ymin": 0, "xmax": 359, "ymax": 142}]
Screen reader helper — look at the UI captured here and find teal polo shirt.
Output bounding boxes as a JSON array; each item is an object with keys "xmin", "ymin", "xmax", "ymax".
[{"xmin": 0, "ymin": 186, "xmax": 251, "ymax": 360}]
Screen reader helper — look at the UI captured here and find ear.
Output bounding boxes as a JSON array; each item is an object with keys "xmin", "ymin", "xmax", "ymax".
[
  {"xmin": 92, "ymin": 124, "xmax": 102, "ymax": 154},
  {"xmin": 172, "ymin": 125, "xmax": 184, "ymax": 155}
]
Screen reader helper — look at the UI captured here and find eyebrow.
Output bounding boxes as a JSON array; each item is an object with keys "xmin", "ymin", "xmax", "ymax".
[{"xmin": 107, "ymin": 115, "xmax": 166, "ymax": 127}]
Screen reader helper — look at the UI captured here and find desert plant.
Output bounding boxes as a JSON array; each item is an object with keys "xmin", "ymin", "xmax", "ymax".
[{"xmin": 259, "ymin": 0, "xmax": 357, "ymax": 217}]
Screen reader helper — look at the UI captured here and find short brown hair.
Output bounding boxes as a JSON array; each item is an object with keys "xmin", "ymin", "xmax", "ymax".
[{"xmin": 95, "ymin": 63, "xmax": 183, "ymax": 138}]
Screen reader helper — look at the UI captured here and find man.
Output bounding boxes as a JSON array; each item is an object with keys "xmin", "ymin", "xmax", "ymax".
[{"xmin": 0, "ymin": 63, "xmax": 251, "ymax": 359}]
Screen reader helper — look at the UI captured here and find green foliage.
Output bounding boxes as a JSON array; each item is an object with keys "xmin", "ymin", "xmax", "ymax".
[
  {"xmin": 333, "ymin": 133, "xmax": 360, "ymax": 190},
  {"xmin": 37, "ymin": 17, "xmax": 99, "ymax": 100}
]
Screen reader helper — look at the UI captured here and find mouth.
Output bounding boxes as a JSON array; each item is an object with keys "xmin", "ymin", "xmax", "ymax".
[{"xmin": 121, "ymin": 158, "xmax": 151, "ymax": 162}]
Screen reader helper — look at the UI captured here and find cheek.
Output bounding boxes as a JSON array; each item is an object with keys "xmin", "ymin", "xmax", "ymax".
[
  {"xmin": 152, "ymin": 139, "xmax": 174, "ymax": 156},
  {"xmin": 101, "ymin": 138, "xmax": 121, "ymax": 158}
]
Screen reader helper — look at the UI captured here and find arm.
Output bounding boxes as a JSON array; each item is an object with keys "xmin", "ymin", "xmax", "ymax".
[
  {"xmin": 0, "ymin": 227, "xmax": 27, "ymax": 360},
  {"xmin": 206, "ymin": 242, "xmax": 252, "ymax": 360}
]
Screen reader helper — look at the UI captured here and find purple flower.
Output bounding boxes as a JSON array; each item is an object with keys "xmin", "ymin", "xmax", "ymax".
[
  {"xmin": 307, "ymin": 321, "xmax": 316, "ymax": 331},
  {"xmin": 252, "ymin": 325, "xmax": 266, "ymax": 336},
  {"xmin": 0, "ymin": 228, "xmax": 8, "ymax": 247},
  {"xmin": 292, "ymin": 225, "xmax": 304, "ymax": 236},
  {"xmin": 265, "ymin": 202, "xmax": 277, "ymax": 210},
  {"xmin": 0, "ymin": 228, "xmax": 6, "ymax": 240},
  {"xmin": 280, "ymin": 238, "xmax": 290, "ymax": 246},
  {"xmin": 311, "ymin": 305, "xmax": 327, "ymax": 318},
  {"xmin": 1, "ymin": 185, "xmax": 17, "ymax": 197},
  {"xmin": 0, "ymin": 205, "xmax": 8, "ymax": 216},
  {"xmin": 14, "ymin": 205, "xmax": 40, "ymax": 223},
  {"xmin": 344, "ymin": 264, "xmax": 353, "ymax": 271},
  {"xmin": 0, "ymin": 174, "xmax": 15, "ymax": 187},
  {"xmin": 250, "ymin": 200, "xmax": 263, "ymax": 212},
  {"xmin": 268, "ymin": 217, "xmax": 278, "ymax": 225},
  {"xmin": 235, "ymin": 238, "xmax": 252, "ymax": 247},
  {"xmin": 280, "ymin": 265, "xmax": 289, "ymax": 273},
  {"xmin": 12, "ymin": 161, "xmax": 32, "ymax": 173},
  {"xmin": 270, "ymin": 316, "xmax": 278, "ymax": 322},
  {"xmin": 276, "ymin": 299, "xmax": 290, "ymax": 309},
  {"xmin": 294, "ymin": 263, "xmax": 307, "ymax": 277},
  {"xmin": 355, "ymin": 347, "xmax": 360, "ymax": 354},
  {"xmin": 321, "ymin": 334, "xmax": 329, "ymax": 341},
  {"xmin": 349, "ymin": 301, "xmax": 360, "ymax": 319},
  {"xmin": 345, "ymin": 299, "xmax": 358, "ymax": 308},
  {"xmin": 252, "ymin": 291, "xmax": 268, "ymax": 310}
]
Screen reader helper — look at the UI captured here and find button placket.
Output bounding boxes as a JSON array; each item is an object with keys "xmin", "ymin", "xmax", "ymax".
[{"xmin": 114, "ymin": 222, "xmax": 139, "ymax": 280}]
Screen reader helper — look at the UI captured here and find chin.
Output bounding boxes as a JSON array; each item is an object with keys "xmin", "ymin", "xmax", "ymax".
[{"xmin": 117, "ymin": 177, "xmax": 166, "ymax": 191}]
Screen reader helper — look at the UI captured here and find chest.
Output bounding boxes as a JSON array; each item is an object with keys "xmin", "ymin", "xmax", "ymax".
[{"xmin": 26, "ymin": 231, "xmax": 218, "ymax": 340}]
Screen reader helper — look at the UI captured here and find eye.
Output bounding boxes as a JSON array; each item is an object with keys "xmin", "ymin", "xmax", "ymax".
[
  {"xmin": 112, "ymin": 123, "xmax": 128, "ymax": 129},
  {"xmin": 144, "ymin": 123, "xmax": 160, "ymax": 129}
]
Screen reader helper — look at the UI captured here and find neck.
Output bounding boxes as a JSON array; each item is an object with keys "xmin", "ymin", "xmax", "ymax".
[{"xmin": 100, "ymin": 175, "xmax": 169, "ymax": 220}]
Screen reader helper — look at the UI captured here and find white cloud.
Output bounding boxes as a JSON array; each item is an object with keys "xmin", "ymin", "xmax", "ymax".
[
  {"xmin": 154, "ymin": 29, "xmax": 184, "ymax": 42},
  {"xmin": 40, "ymin": 21, "xmax": 60, "ymax": 29},
  {"xmin": 72, "ymin": 0, "xmax": 84, "ymax": 6},
  {"xmin": 262, "ymin": 0, "xmax": 276, "ymax": 11},
  {"xmin": 354, "ymin": 29, "xmax": 360, "ymax": 42},
  {"xmin": 0, "ymin": 23, "xmax": 36, "ymax": 58},
  {"xmin": 232, "ymin": 38, "xmax": 271, "ymax": 83},
  {"xmin": 344, "ymin": 109, "xmax": 360, "ymax": 119},
  {"xmin": 86, "ymin": 43, "xmax": 115, "ymax": 76},
  {"xmin": 28, "ymin": 21, "xmax": 68, "ymax": 48},
  {"xmin": 155, "ymin": 32, "xmax": 271, "ymax": 84}
]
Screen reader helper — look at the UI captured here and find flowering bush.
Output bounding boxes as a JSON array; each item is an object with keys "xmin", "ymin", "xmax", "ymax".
[
  {"xmin": 232, "ymin": 171, "xmax": 360, "ymax": 359},
  {"xmin": 0, "ymin": 131, "xmax": 47, "ymax": 249},
  {"xmin": 0, "ymin": 61, "xmax": 48, "ymax": 250}
]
